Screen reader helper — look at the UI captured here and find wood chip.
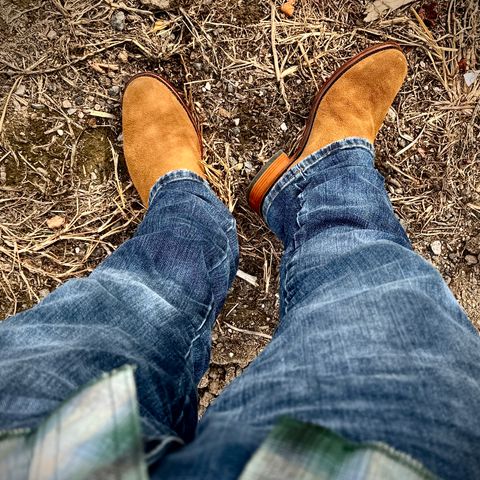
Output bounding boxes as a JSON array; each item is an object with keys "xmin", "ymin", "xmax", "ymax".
[
  {"xmin": 236, "ymin": 269, "xmax": 258, "ymax": 287},
  {"xmin": 87, "ymin": 110, "xmax": 116, "ymax": 119}
]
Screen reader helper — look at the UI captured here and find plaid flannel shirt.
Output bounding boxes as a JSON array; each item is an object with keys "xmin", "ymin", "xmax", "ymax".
[{"xmin": 0, "ymin": 367, "xmax": 436, "ymax": 480}]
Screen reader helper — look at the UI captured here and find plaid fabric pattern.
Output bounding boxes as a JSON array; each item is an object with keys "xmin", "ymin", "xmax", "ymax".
[
  {"xmin": 0, "ymin": 366, "xmax": 147, "ymax": 480},
  {"xmin": 239, "ymin": 417, "xmax": 436, "ymax": 480},
  {"xmin": 0, "ymin": 370, "xmax": 436, "ymax": 480}
]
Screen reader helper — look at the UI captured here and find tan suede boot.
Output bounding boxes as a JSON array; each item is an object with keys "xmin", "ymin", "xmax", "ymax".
[
  {"xmin": 247, "ymin": 43, "xmax": 408, "ymax": 215},
  {"xmin": 122, "ymin": 73, "xmax": 204, "ymax": 206}
]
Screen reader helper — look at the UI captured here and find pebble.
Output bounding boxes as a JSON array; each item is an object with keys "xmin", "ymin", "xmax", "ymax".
[
  {"xmin": 193, "ymin": 62, "xmax": 202, "ymax": 71},
  {"xmin": 200, "ymin": 391, "xmax": 213, "ymax": 408},
  {"xmin": 46, "ymin": 30, "xmax": 58, "ymax": 40},
  {"xmin": 430, "ymin": 240, "xmax": 442, "ymax": 256},
  {"xmin": 204, "ymin": 81, "xmax": 211, "ymax": 91},
  {"xmin": 227, "ymin": 83, "xmax": 234, "ymax": 93},
  {"xmin": 39, "ymin": 289, "xmax": 50, "ymax": 298},
  {"xmin": 118, "ymin": 51, "xmax": 129, "ymax": 63},
  {"xmin": 465, "ymin": 255, "xmax": 478, "ymax": 266},
  {"xmin": 108, "ymin": 85, "xmax": 121, "ymax": 96},
  {"xmin": 232, "ymin": 117, "xmax": 240, "ymax": 126},
  {"xmin": 139, "ymin": 0, "xmax": 172, "ymax": 10},
  {"xmin": 67, "ymin": 108, "xmax": 76, "ymax": 115},
  {"xmin": 110, "ymin": 10, "xmax": 126, "ymax": 31},
  {"xmin": 31, "ymin": 103, "xmax": 45, "ymax": 110},
  {"xmin": 15, "ymin": 85, "xmax": 26, "ymax": 96},
  {"xmin": 280, "ymin": 122, "xmax": 288, "ymax": 132},
  {"xmin": 47, "ymin": 215, "xmax": 65, "ymax": 229},
  {"xmin": 465, "ymin": 235, "xmax": 480, "ymax": 255},
  {"xmin": 386, "ymin": 107, "xmax": 397, "ymax": 122},
  {"xmin": 62, "ymin": 99, "xmax": 72, "ymax": 109}
]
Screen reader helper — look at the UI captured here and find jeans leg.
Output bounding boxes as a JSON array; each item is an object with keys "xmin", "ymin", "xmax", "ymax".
[
  {"xmin": 0, "ymin": 170, "xmax": 238, "ymax": 444},
  {"xmin": 156, "ymin": 140, "xmax": 480, "ymax": 480}
]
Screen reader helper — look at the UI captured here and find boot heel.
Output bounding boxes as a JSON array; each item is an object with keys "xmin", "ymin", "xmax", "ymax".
[{"xmin": 247, "ymin": 150, "xmax": 291, "ymax": 215}]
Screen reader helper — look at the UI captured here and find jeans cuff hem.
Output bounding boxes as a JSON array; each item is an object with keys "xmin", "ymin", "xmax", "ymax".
[
  {"xmin": 149, "ymin": 170, "xmax": 210, "ymax": 206},
  {"xmin": 261, "ymin": 137, "xmax": 374, "ymax": 220}
]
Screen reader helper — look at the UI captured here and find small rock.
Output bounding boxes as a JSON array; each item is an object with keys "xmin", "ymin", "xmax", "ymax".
[
  {"xmin": 280, "ymin": 122, "xmax": 288, "ymax": 132},
  {"xmin": 208, "ymin": 380, "xmax": 221, "ymax": 396},
  {"xmin": 199, "ymin": 391, "xmax": 213, "ymax": 408},
  {"xmin": 31, "ymin": 103, "xmax": 45, "ymax": 110},
  {"xmin": 118, "ymin": 50, "xmax": 129, "ymax": 63},
  {"xmin": 110, "ymin": 10, "xmax": 126, "ymax": 31},
  {"xmin": 108, "ymin": 85, "xmax": 121, "ymax": 96},
  {"xmin": 232, "ymin": 117, "xmax": 240, "ymax": 126},
  {"xmin": 15, "ymin": 85, "xmax": 26, "ymax": 96},
  {"xmin": 139, "ymin": 0, "xmax": 172, "ymax": 10},
  {"xmin": 193, "ymin": 62, "xmax": 202, "ymax": 71},
  {"xmin": 46, "ymin": 29, "xmax": 58, "ymax": 40},
  {"xmin": 77, "ymin": 111, "xmax": 85, "ymax": 119},
  {"xmin": 465, "ymin": 255, "xmax": 478, "ymax": 266},
  {"xmin": 62, "ymin": 99, "xmax": 72, "ymax": 109},
  {"xmin": 67, "ymin": 108, "xmax": 76, "ymax": 115},
  {"xmin": 204, "ymin": 81, "xmax": 211, "ymax": 91},
  {"xmin": 227, "ymin": 83, "xmax": 234, "ymax": 93},
  {"xmin": 430, "ymin": 240, "xmax": 442, "ymax": 256},
  {"xmin": 198, "ymin": 375, "xmax": 209, "ymax": 389},
  {"xmin": 39, "ymin": 288, "xmax": 50, "ymax": 299},
  {"xmin": 57, "ymin": 129, "xmax": 64, "ymax": 136},
  {"xmin": 47, "ymin": 215, "xmax": 65, "ymax": 230},
  {"xmin": 465, "ymin": 235, "xmax": 480, "ymax": 255},
  {"xmin": 386, "ymin": 107, "xmax": 397, "ymax": 122}
]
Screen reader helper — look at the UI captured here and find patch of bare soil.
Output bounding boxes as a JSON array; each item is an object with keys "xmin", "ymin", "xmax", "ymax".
[{"xmin": 0, "ymin": 0, "xmax": 479, "ymax": 413}]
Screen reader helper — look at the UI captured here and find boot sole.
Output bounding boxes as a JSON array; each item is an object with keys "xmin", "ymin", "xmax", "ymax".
[
  {"xmin": 122, "ymin": 72, "xmax": 203, "ymax": 158},
  {"xmin": 246, "ymin": 42, "xmax": 403, "ymax": 216}
]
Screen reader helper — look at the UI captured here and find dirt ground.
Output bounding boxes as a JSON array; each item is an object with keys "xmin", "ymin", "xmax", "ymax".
[{"xmin": 0, "ymin": 0, "xmax": 479, "ymax": 413}]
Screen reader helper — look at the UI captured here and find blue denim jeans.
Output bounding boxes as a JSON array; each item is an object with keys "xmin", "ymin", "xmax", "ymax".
[{"xmin": 0, "ymin": 139, "xmax": 478, "ymax": 479}]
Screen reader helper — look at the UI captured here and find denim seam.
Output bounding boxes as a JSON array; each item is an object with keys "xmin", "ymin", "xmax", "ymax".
[
  {"xmin": 283, "ymin": 168, "xmax": 314, "ymax": 311},
  {"xmin": 183, "ymin": 302, "xmax": 214, "ymax": 361},
  {"xmin": 262, "ymin": 139, "xmax": 374, "ymax": 221}
]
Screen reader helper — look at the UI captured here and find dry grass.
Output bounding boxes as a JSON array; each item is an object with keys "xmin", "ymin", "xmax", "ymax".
[{"xmin": 0, "ymin": 0, "xmax": 479, "ymax": 406}]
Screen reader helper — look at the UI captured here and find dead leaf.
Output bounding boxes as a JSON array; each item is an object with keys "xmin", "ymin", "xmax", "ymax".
[
  {"xmin": 47, "ymin": 215, "xmax": 65, "ymax": 230},
  {"xmin": 280, "ymin": 2, "xmax": 294, "ymax": 17},
  {"xmin": 418, "ymin": 1, "xmax": 438, "ymax": 28},
  {"xmin": 150, "ymin": 19, "xmax": 169, "ymax": 33},
  {"xmin": 364, "ymin": 0, "xmax": 416, "ymax": 22},
  {"xmin": 218, "ymin": 107, "xmax": 232, "ymax": 119},
  {"xmin": 458, "ymin": 58, "xmax": 467, "ymax": 74}
]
